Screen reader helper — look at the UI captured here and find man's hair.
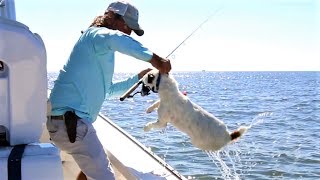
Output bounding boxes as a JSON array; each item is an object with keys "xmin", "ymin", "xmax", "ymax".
[
  {"xmin": 89, "ymin": 11, "xmax": 122, "ymax": 28},
  {"xmin": 89, "ymin": 15, "xmax": 107, "ymax": 28}
]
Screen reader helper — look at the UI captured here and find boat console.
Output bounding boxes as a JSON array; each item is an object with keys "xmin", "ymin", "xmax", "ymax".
[{"xmin": 0, "ymin": 0, "xmax": 63, "ymax": 179}]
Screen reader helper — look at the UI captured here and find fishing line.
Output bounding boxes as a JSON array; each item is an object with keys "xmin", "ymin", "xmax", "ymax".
[{"xmin": 166, "ymin": 7, "xmax": 223, "ymax": 59}]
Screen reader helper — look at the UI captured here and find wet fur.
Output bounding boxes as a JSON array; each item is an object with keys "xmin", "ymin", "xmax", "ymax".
[{"xmin": 143, "ymin": 70, "xmax": 247, "ymax": 151}]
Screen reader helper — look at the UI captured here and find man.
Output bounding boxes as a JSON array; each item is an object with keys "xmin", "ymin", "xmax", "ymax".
[{"xmin": 47, "ymin": 1, "xmax": 171, "ymax": 179}]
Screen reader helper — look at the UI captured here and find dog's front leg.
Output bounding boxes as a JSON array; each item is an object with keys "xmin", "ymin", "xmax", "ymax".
[
  {"xmin": 144, "ymin": 108, "xmax": 168, "ymax": 132},
  {"xmin": 144, "ymin": 119, "xmax": 167, "ymax": 132},
  {"xmin": 146, "ymin": 99, "xmax": 161, "ymax": 113}
]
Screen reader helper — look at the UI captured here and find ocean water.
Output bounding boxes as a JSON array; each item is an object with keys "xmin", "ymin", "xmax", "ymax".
[{"xmin": 48, "ymin": 71, "xmax": 320, "ymax": 180}]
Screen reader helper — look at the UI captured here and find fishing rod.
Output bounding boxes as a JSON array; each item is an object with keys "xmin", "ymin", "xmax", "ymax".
[
  {"xmin": 165, "ymin": 12, "xmax": 219, "ymax": 59},
  {"xmin": 120, "ymin": 9, "xmax": 222, "ymax": 101}
]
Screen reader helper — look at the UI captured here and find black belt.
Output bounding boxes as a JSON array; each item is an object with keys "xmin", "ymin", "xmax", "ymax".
[
  {"xmin": 51, "ymin": 112, "xmax": 80, "ymax": 120},
  {"xmin": 50, "ymin": 115, "xmax": 65, "ymax": 120}
]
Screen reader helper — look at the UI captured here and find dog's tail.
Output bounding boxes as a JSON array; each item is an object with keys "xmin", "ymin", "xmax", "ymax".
[{"xmin": 230, "ymin": 126, "xmax": 249, "ymax": 141}]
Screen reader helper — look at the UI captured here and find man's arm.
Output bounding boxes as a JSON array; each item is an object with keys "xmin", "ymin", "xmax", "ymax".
[
  {"xmin": 102, "ymin": 31, "xmax": 171, "ymax": 74},
  {"xmin": 105, "ymin": 68, "xmax": 152, "ymax": 98}
]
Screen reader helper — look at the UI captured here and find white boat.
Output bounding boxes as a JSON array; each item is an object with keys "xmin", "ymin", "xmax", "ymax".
[{"xmin": 0, "ymin": 0, "xmax": 186, "ymax": 179}]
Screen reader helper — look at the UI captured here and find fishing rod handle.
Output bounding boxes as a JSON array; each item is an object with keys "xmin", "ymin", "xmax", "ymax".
[{"xmin": 120, "ymin": 81, "xmax": 142, "ymax": 101}]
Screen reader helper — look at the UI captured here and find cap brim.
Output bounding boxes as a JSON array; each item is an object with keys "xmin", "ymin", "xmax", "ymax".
[
  {"xmin": 123, "ymin": 16, "xmax": 144, "ymax": 36},
  {"xmin": 133, "ymin": 29, "xmax": 144, "ymax": 36}
]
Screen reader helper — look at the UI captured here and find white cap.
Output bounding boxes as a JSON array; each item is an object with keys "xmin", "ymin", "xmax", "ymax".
[{"xmin": 107, "ymin": 1, "xmax": 144, "ymax": 36}]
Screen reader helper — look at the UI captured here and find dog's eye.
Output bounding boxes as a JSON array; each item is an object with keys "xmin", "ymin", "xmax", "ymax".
[{"xmin": 147, "ymin": 74, "xmax": 155, "ymax": 84}]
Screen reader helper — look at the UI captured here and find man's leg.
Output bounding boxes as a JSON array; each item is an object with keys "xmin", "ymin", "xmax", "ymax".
[
  {"xmin": 70, "ymin": 119, "xmax": 115, "ymax": 180},
  {"xmin": 47, "ymin": 118, "xmax": 115, "ymax": 180}
]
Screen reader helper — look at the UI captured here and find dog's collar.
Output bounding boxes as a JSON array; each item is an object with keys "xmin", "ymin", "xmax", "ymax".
[{"xmin": 152, "ymin": 73, "xmax": 161, "ymax": 93}]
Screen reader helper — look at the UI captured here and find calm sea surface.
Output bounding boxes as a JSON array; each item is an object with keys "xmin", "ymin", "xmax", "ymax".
[{"xmin": 48, "ymin": 71, "xmax": 320, "ymax": 180}]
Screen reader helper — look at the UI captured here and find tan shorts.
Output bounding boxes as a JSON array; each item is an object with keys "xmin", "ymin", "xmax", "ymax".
[{"xmin": 46, "ymin": 117, "xmax": 115, "ymax": 180}]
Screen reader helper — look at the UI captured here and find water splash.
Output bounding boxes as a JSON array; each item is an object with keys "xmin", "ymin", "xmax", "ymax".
[
  {"xmin": 205, "ymin": 148, "xmax": 241, "ymax": 180},
  {"xmin": 249, "ymin": 112, "xmax": 273, "ymax": 128},
  {"xmin": 204, "ymin": 112, "xmax": 273, "ymax": 179}
]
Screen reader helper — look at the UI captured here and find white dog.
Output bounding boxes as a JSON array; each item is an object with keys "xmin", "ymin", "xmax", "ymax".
[{"xmin": 142, "ymin": 70, "xmax": 248, "ymax": 151}]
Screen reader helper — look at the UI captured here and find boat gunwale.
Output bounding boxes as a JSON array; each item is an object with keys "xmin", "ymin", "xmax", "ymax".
[{"xmin": 98, "ymin": 112, "xmax": 187, "ymax": 180}]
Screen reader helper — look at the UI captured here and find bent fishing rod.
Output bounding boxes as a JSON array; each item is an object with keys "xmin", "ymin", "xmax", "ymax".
[{"xmin": 120, "ymin": 10, "xmax": 221, "ymax": 101}]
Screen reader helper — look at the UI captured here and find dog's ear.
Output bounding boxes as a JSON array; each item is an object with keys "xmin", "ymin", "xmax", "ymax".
[{"xmin": 147, "ymin": 74, "xmax": 155, "ymax": 84}]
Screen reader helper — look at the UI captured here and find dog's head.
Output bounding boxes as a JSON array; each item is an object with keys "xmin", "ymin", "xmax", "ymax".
[{"xmin": 141, "ymin": 69, "xmax": 161, "ymax": 94}]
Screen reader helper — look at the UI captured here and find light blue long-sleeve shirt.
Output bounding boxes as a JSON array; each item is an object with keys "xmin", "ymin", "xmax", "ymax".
[{"xmin": 49, "ymin": 27, "xmax": 153, "ymax": 123}]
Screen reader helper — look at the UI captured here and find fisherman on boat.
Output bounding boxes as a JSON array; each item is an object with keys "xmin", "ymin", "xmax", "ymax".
[{"xmin": 47, "ymin": 1, "xmax": 171, "ymax": 179}]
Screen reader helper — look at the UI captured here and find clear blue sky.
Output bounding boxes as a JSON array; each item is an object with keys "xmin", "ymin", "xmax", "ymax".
[{"xmin": 15, "ymin": 0, "xmax": 319, "ymax": 72}]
